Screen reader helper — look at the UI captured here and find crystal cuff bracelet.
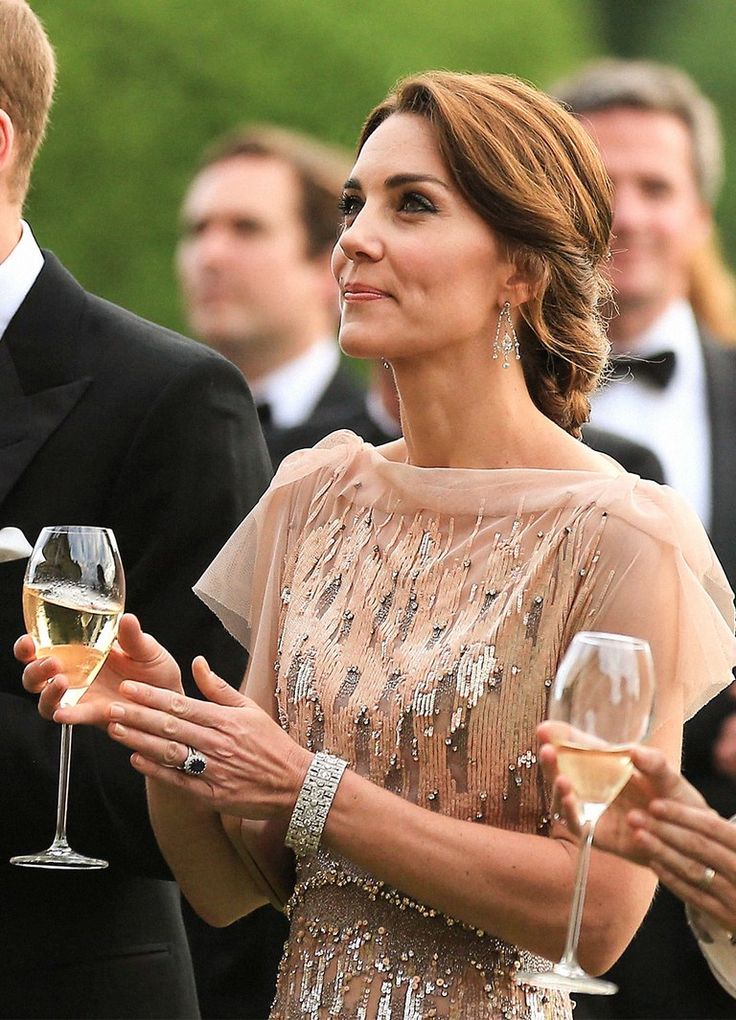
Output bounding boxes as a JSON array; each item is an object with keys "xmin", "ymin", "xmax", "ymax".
[{"xmin": 285, "ymin": 751, "xmax": 348, "ymax": 857}]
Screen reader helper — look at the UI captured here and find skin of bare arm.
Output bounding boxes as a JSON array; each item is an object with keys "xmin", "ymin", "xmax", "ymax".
[
  {"xmin": 540, "ymin": 727, "xmax": 736, "ymax": 933},
  {"xmin": 21, "ymin": 624, "xmax": 677, "ymax": 974}
]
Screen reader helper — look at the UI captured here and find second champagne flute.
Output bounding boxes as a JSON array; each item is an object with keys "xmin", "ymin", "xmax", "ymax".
[
  {"xmin": 517, "ymin": 630, "xmax": 656, "ymax": 995},
  {"xmin": 11, "ymin": 525, "xmax": 125, "ymax": 870}
]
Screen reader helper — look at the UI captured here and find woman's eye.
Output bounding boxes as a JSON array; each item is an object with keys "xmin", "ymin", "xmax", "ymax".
[
  {"xmin": 400, "ymin": 192, "xmax": 436, "ymax": 214},
  {"xmin": 337, "ymin": 194, "xmax": 362, "ymax": 220}
]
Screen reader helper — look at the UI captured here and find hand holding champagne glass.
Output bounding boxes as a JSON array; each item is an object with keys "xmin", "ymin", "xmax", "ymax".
[
  {"xmin": 12, "ymin": 526, "xmax": 124, "ymax": 869},
  {"xmin": 517, "ymin": 631, "xmax": 656, "ymax": 995}
]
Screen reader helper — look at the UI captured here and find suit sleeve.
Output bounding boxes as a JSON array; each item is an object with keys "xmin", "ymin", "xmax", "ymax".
[{"xmin": 65, "ymin": 351, "xmax": 272, "ymax": 878}]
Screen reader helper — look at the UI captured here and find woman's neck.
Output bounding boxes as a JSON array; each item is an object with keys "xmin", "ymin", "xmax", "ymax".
[{"xmin": 392, "ymin": 348, "xmax": 553, "ymax": 470}]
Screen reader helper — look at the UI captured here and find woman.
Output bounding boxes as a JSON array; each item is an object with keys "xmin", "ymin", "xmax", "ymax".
[
  {"xmin": 19, "ymin": 72, "xmax": 736, "ymax": 1019},
  {"xmin": 540, "ymin": 735, "xmax": 736, "ymax": 997}
]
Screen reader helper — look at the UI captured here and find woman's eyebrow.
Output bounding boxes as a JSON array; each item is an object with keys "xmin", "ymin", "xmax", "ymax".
[{"xmin": 341, "ymin": 173, "xmax": 451, "ymax": 192}]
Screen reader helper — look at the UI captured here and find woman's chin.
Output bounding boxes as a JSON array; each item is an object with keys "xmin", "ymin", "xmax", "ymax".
[{"xmin": 337, "ymin": 333, "xmax": 382, "ymax": 361}]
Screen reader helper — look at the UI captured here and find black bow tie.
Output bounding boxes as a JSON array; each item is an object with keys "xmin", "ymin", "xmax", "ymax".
[
  {"xmin": 610, "ymin": 350, "xmax": 676, "ymax": 389},
  {"xmin": 255, "ymin": 401, "xmax": 272, "ymax": 427}
]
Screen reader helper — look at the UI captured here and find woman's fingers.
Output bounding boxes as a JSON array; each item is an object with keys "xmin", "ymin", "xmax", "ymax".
[
  {"xmin": 118, "ymin": 678, "xmax": 246, "ymax": 729},
  {"xmin": 106, "ymin": 695, "xmax": 222, "ymax": 763},
  {"xmin": 644, "ymin": 801, "xmax": 736, "ymax": 882},
  {"xmin": 192, "ymin": 657, "xmax": 248, "ymax": 708},
  {"xmin": 631, "ymin": 821, "xmax": 736, "ymax": 931},
  {"xmin": 628, "ymin": 745, "xmax": 696, "ymax": 803},
  {"xmin": 655, "ymin": 861, "xmax": 736, "ymax": 933}
]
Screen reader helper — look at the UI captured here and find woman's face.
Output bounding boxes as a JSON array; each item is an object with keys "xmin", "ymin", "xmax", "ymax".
[{"xmin": 332, "ymin": 112, "xmax": 515, "ymax": 363}]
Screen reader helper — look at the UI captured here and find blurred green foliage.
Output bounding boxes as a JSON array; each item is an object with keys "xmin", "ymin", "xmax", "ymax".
[
  {"xmin": 23, "ymin": 0, "xmax": 736, "ymax": 337},
  {"xmin": 27, "ymin": 0, "xmax": 600, "ymax": 332}
]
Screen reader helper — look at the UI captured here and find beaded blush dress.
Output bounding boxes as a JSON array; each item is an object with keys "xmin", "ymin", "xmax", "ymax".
[{"xmin": 196, "ymin": 431, "xmax": 736, "ymax": 1020}]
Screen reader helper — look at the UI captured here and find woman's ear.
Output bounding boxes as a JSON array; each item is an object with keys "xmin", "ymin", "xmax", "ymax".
[{"xmin": 499, "ymin": 252, "xmax": 540, "ymax": 310}]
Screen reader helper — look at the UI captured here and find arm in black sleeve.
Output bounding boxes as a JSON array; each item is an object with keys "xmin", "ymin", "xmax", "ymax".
[{"xmin": 60, "ymin": 352, "xmax": 271, "ymax": 877}]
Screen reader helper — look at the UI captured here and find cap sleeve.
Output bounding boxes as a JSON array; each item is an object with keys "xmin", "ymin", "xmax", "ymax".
[
  {"xmin": 571, "ymin": 482, "xmax": 736, "ymax": 724},
  {"xmin": 193, "ymin": 432, "xmax": 359, "ymax": 706}
]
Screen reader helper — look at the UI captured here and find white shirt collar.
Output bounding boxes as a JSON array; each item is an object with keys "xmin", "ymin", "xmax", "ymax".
[
  {"xmin": 250, "ymin": 338, "xmax": 340, "ymax": 429},
  {"xmin": 628, "ymin": 298, "xmax": 701, "ymax": 364},
  {"xmin": 0, "ymin": 221, "xmax": 44, "ymax": 340},
  {"xmin": 366, "ymin": 387, "xmax": 401, "ymax": 439},
  {"xmin": 592, "ymin": 299, "xmax": 711, "ymax": 526}
]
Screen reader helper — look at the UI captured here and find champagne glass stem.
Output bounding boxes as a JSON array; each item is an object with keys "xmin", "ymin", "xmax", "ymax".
[
  {"xmin": 50, "ymin": 723, "xmax": 74, "ymax": 850},
  {"xmin": 559, "ymin": 820, "xmax": 596, "ymax": 970}
]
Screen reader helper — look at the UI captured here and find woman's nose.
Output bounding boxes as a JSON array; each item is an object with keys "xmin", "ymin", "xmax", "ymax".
[{"xmin": 336, "ymin": 207, "xmax": 383, "ymax": 263}]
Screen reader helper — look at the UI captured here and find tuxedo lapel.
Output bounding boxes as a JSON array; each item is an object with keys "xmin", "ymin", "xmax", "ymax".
[
  {"xmin": 701, "ymin": 330, "xmax": 736, "ymax": 583},
  {"xmin": 0, "ymin": 252, "xmax": 92, "ymax": 507},
  {"xmin": 0, "ymin": 380, "xmax": 91, "ymax": 506}
]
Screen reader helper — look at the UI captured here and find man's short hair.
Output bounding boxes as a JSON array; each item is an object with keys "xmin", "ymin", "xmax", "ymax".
[
  {"xmin": 0, "ymin": 0, "xmax": 57, "ymax": 202},
  {"xmin": 552, "ymin": 59, "xmax": 723, "ymax": 206},
  {"xmin": 196, "ymin": 124, "xmax": 351, "ymax": 258}
]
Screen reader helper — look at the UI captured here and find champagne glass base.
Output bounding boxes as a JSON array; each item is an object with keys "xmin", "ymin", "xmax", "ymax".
[
  {"xmin": 10, "ymin": 846, "xmax": 108, "ymax": 870},
  {"xmin": 516, "ymin": 966, "xmax": 617, "ymax": 996}
]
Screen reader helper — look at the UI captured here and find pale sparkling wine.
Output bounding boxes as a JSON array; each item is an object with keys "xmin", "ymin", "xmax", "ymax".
[
  {"xmin": 555, "ymin": 741, "xmax": 633, "ymax": 810},
  {"xmin": 23, "ymin": 583, "xmax": 123, "ymax": 705}
]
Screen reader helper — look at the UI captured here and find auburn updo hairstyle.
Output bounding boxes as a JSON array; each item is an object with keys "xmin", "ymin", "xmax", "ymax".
[{"xmin": 358, "ymin": 71, "xmax": 613, "ymax": 436}]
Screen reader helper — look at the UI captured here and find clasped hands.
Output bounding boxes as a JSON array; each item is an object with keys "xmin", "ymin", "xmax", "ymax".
[{"xmin": 16, "ymin": 613, "xmax": 311, "ymax": 822}]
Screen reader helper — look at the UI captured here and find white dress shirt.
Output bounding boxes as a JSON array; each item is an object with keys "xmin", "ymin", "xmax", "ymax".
[
  {"xmin": 0, "ymin": 220, "xmax": 44, "ymax": 340},
  {"xmin": 250, "ymin": 337, "xmax": 340, "ymax": 430},
  {"xmin": 590, "ymin": 300, "xmax": 712, "ymax": 528}
]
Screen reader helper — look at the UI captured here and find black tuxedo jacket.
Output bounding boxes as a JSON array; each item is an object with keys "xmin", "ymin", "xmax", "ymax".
[
  {"xmin": 577, "ymin": 331, "xmax": 736, "ymax": 1020},
  {"xmin": 261, "ymin": 361, "xmax": 364, "ymax": 468},
  {"xmin": 0, "ymin": 251, "xmax": 271, "ymax": 1019}
]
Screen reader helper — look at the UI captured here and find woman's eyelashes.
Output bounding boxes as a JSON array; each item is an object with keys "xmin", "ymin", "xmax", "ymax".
[
  {"xmin": 399, "ymin": 191, "xmax": 437, "ymax": 214},
  {"xmin": 337, "ymin": 193, "xmax": 362, "ymax": 222},
  {"xmin": 337, "ymin": 190, "xmax": 438, "ymax": 225}
]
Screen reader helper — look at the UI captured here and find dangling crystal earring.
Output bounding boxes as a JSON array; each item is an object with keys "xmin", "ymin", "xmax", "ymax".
[
  {"xmin": 492, "ymin": 301, "xmax": 521, "ymax": 369},
  {"xmin": 382, "ymin": 358, "xmax": 390, "ymax": 369}
]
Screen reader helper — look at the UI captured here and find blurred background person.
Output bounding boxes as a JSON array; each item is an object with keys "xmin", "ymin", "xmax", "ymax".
[
  {"xmin": 0, "ymin": 2, "xmax": 271, "ymax": 1018},
  {"xmin": 177, "ymin": 125, "xmax": 365, "ymax": 469},
  {"xmin": 554, "ymin": 57, "xmax": 736, "ymax": 1019}
]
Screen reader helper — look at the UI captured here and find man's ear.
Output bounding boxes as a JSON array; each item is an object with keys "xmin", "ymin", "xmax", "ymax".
[
  {"xmin": 690, "ymin": 202, "xmax": 713, "ymax": 253},
  {"xmin": 0, "ymin": 110, "xmax": 15, "ymax": 176}
]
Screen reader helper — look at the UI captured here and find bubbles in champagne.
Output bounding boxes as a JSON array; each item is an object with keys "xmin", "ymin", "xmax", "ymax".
[{"xmin": 23, "ymin": 583, "xmax": 124, "ymax": 692}]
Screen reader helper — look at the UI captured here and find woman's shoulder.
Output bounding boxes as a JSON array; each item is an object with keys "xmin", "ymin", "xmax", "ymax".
[
  {"xmin": 597, "ymin": 478, "xmax": 730, "ymax": 592},
  {"xmin": 269, "ymin": 429, "xmax": 368, "ymax": 490}
]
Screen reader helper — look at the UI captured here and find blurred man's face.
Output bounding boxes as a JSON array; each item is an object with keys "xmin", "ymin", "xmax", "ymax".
[
  {"xmin": 177, "ymin": 155, "xmax": 327, "ymax": 367},
  {"xmin": 582, "ymin": 106, "xmax": 710, "ymax": 327}
]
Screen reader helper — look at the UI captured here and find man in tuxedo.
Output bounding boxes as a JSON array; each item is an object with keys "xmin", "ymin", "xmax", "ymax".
[
  {"xmin": 554, "ymin": 58, "xmax": 736, "ymax": 1019},
  {"xmin": 0, "ymin": 4, "xmax": 271, "ymax": 1017},
  {"xmin": 177, "ymin": 124, "xmax": 364, "ymax": 470}
]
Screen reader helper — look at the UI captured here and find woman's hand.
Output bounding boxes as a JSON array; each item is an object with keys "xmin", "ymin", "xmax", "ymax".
[
  {"xmin": 539, "ymin": 723, "xmax": 736, "ymax": 931},
  {"xmin": 629, "ymin": 796, "xmax": 736, "ymax": 932},
  {"xmin": 104, "ymin": 656, "xmax": 313, "ymax": 822},
  {"xmin": 16, "ymin": 614, "xmax": 183, "ymax": 728}
]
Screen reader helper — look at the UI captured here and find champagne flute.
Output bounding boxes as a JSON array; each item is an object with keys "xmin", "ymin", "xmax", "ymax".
[
  {"xmin": 11, "ymin": 526, "xmax": 125, "ymax": 870},
  {"xmin": 517, "ymin": 630, "xmax": 656, "ymax": 995}
]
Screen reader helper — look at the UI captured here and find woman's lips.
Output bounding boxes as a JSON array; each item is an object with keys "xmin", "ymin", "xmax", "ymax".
[{"xmin": 343, "ymin": 285, "xmax": 389, "ymax": 302}]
